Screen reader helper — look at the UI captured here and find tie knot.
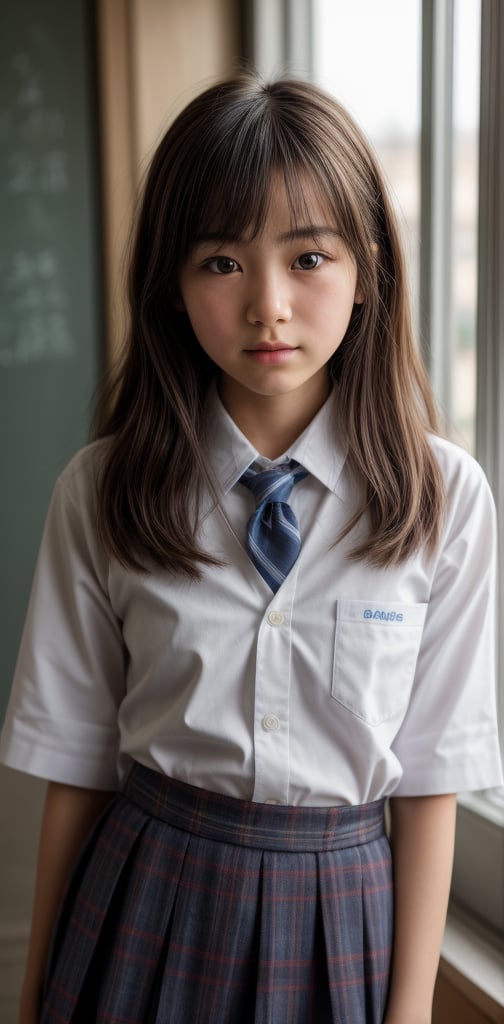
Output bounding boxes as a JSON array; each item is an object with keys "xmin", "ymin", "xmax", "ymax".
[{"xmin": 240, "ymin": 460, "xmax": 308, "ymax": 508}]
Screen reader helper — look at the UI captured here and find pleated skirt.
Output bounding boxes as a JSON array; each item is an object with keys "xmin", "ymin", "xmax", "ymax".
[{"xmin": 41, "ymin": 763, "xmax": 393, "ymax": 1024}]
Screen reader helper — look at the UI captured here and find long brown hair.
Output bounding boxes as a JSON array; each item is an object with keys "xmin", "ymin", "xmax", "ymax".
[{"xmin": 95, "ymin": 73, "xmax": 443, "ymax": 575}]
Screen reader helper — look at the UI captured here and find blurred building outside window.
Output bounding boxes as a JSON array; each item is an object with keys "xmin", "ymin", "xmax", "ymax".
[
  {"xmin": 312, "ymin": 0, "xmax": 421, "ymax": 356},
  {"xmin": 451, "ymin": 0, "xmax": 480, "ymax": 452}
]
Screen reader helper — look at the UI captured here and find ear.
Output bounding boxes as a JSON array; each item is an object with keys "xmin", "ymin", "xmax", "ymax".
[{"xmin": 354, "ymin": 283, "xmax": 365, "ymax": 305}]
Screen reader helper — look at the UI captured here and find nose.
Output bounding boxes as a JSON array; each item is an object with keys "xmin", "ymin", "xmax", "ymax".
[{"xmin": 245, "ymin": 270, "xmax": 292, "ymax": 327}]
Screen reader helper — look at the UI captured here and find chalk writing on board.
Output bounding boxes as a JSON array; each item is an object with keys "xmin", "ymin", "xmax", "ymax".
[
  {"xmin": 4, "ymin": 51, "xmax": 68, "ymax": 195},
  {"xmin": 0, "ymin": 249, "xmax": 74, "ymax": 366},
  {"xmin": 8, "ymin": 149, "xmax": 68, "ymax": 193},
  {"xmin": 0, "ymin": 44, "xmax": 76, "ymax": 365}
]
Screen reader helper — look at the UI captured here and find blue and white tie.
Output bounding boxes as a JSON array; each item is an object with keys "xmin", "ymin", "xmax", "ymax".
[{"xmin": 239, "ymin": 460, "xmax": 308, "ymax": 592}]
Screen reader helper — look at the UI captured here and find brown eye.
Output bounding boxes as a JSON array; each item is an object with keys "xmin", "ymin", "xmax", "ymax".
[
  {"xmin": 294, "ymin": 252, "xmax": 324, "ymax": 271},
  {"xmin": 207, "ymin": 257, "xmax": 239, "ymax": 274}
]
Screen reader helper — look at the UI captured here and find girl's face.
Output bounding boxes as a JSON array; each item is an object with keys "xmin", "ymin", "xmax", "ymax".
[{"xmin": 178, "ymin": 175, "xmax": 363, "ymax": 421}]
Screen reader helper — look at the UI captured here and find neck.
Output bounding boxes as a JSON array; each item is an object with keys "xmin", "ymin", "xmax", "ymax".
[{"xmin": 219, "ymin": 375, "xmax": 331, "ymax": 459}]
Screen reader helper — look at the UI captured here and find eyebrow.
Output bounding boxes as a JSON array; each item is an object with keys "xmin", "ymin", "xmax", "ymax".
[
  {"xmin": 193, "ymin": 226, "xmax": 342, "ymax": 247},
  {"xmin": 277, "ymin": 226, "xmax": 342, "ymax": 243}
]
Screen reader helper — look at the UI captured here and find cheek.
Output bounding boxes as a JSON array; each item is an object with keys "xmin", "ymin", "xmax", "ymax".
[
  {"xmin": 183, "ymin": 304, "xmax": 230, "ymax": 363},
  {"xmin": 185, "ymin": 290, "xmax": 230, "ymax": 333},
  {"xmin": 307, "ymin": 281, "xmax": 357, "ymax": 329}
]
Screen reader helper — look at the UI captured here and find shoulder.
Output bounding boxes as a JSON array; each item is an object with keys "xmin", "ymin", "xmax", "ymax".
[
  {"xmin": 428, "ymin": 433, "xmax": 496, "ymax": 544},
  {"xmin": 43, "ymin": 440, "xmax": 113, "ymax": 570},
  {"xmin": 429, "ymin": 432, "xmax": 491, "ymax": 496},
  {"xmin": 53, "ymin": 438, "xmax": 111, "ymax": 510}
]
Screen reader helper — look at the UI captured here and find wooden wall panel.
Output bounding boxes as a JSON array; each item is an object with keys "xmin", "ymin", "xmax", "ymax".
[
  {"xmin": 131, "ymin": 0, "xmax": 239, "ymax": 165},
  {"xmin": 97, "ymin": 0, "xmax": 241, "ymax": 362},
  {"xmin": 96, "ymin": 0, "xmax": 136, "ymax": 366}
]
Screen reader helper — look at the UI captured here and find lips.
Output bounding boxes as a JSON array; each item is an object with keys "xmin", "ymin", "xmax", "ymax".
[
  {"xmin": 245, "ymin": 342, "xmax": 296, "ymax": 352},
  {"xmin": 244, "ymin": 343, "xmax": 298, "ymax": 365}
]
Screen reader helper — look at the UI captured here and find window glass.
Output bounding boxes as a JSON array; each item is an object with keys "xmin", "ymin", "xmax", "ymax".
[
  {"xmin": 451, "ymin": 0, "xmax": 481, "ymax": 453},
  {"xmin": 312, "ymin": 0, "xmax": 422, "ymax": 311}
]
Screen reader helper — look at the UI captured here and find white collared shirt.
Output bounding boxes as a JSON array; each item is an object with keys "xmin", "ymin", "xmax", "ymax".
[{"xmin": 1, "ymin": 387, "xmax": 502, "ymax": 804}]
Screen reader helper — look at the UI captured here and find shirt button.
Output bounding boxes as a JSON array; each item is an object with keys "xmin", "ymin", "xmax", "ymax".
[
  {"xmin": 267, "ymin": 610, "xmax": 285, "ymax": 626},
  {"xmin": 262, "ymin": 714, "xmax": 280, "ymax": 732}
]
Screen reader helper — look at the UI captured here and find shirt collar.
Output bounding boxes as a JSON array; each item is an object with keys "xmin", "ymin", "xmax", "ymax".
[{"xmin": 204, "ymin": 380, "xmax": 348, "ymax": 497}]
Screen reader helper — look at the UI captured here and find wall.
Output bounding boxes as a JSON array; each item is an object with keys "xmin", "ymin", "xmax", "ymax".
[{"xmin": 97, "ymin": 0, "xmax": 241, "ymax": 363}]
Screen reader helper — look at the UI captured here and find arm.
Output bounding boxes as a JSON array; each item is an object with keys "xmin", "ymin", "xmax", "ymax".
[
  {"xmin": 384, "ymin": 793, "xmax": 457, "ymax": 1024},
  {"xmin": 19, "ymin": 781, "xmax": 113, "ymax": 1024}
]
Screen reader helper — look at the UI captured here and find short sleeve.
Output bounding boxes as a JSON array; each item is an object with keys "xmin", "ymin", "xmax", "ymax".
[
  {"xmin": 392, "ymin": 447, "xmax": 503, "ymax": 796},
  {"xmin": 0, "ymin": 447, "xmax": 126, "ymax": 790}
]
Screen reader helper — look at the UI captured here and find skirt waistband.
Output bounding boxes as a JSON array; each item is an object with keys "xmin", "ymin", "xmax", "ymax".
[{"xmin": 123, "ymin": 764, "xmax": 386, "ymax": 852}]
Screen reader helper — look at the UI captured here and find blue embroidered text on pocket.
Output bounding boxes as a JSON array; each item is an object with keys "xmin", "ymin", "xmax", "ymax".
[
  {"xmin": 363, "ymin": 608, "xmax": 404, "ymax": 621},
  {"xmin": 332, "ymin": 599, "xmax": 428, "ymax": 726}
]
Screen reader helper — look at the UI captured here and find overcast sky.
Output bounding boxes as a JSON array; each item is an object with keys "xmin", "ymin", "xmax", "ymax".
[{"xmin": 312, "ymin": 0, "xmax": 480, "ymax": 141}]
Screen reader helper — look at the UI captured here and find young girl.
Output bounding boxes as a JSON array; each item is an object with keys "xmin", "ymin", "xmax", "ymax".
[{"xmin": 1, "ymin": 74, "xmax": 502, "ymax": 1024}]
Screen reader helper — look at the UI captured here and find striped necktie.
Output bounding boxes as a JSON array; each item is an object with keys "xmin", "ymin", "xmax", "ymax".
[{"xmin": 239, "ymin": 460, "xmax": 308, "ymax": 592}]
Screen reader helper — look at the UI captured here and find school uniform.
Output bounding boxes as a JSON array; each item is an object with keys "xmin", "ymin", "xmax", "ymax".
[{"xmin": 1, "ymin": 384, "xmax": 502, "ymax": 1023}]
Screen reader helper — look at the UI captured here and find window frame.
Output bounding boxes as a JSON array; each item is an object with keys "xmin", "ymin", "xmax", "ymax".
[
  {"xmin": 243, "ymin": 0, "xmax": 313, "ymax": 79},
  {"xmin": 419, "ymin": 0, "xmax": 455, "ymax": 411}
]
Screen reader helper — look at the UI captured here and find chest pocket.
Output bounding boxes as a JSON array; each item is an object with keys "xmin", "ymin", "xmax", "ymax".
[{"xmin": 332, "ymin": 599, "xmax": 428, "ymax": 726}]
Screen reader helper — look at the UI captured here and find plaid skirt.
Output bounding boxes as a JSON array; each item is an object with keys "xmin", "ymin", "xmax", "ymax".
[{"xmin": 41, "ymin": 764, "xmax": 393, "ymax": 1023}]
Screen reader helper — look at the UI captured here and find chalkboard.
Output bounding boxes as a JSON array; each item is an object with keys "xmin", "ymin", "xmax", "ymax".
[{"xmin": 0, "ymin": 1, "xmax": 102, "ymax": 720}]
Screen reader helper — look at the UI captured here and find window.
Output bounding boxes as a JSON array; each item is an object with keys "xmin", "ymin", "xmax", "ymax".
[
  {"xmin": 420, "ymin": 0, "xmax": 481, "ymax": 454},
  {"xmin": 451, "ymin": 0, "xmax": 480, "ymax": 452},
  {"xmin": 313, "ymin": 0, "xmax": 422, "ymax": 317}
]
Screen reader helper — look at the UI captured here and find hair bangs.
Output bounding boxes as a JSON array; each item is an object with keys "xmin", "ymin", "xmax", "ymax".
[
  {"xmin": 187, "ymin": 155, "xmax": 273, "ymax": 249},
  {"xmin": 176, "ymin": 97, "xmax": 338, "ymax": 255}
]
